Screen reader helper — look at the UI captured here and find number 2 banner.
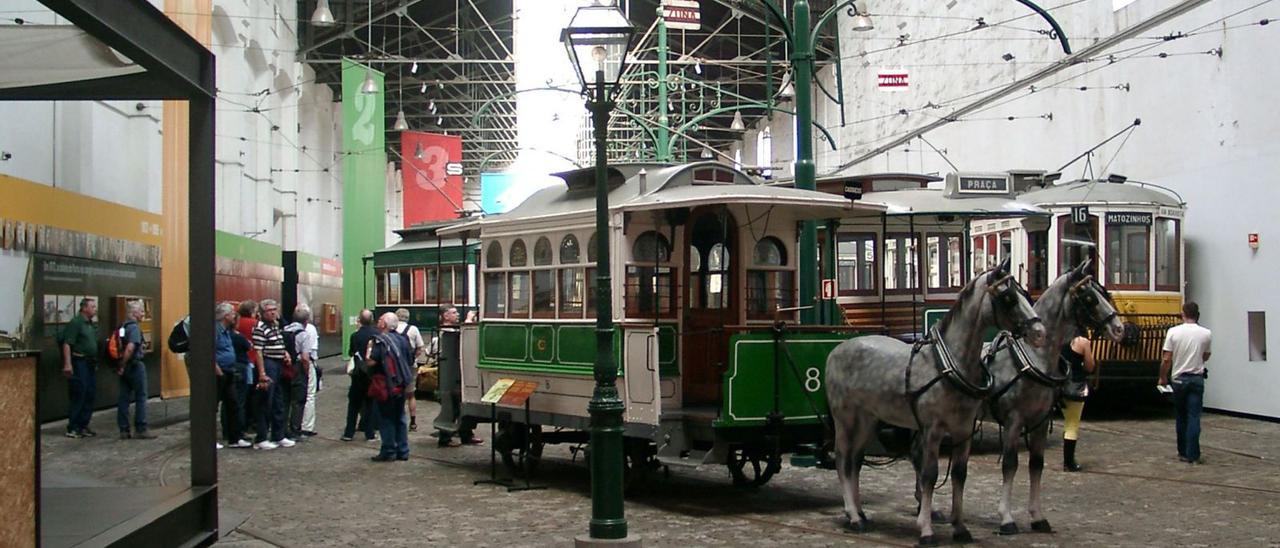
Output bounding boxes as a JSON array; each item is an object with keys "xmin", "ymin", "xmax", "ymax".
[{"xmin": 400, "ymin": 130, "xmax": 464, "ymax": 227}]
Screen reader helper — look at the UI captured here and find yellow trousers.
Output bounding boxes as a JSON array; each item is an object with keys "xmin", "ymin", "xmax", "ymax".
[{"xmin": 1062, "ymin": 399, "xmax": 1085, "ymax": 441}]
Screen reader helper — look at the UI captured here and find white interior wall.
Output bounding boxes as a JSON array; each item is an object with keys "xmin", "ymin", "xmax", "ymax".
[{"xmin": 751, "ymin": 0, "xmax": 1278, "ymax": 417}]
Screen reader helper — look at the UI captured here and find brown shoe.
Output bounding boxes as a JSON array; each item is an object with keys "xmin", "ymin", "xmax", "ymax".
[{"xmin": 133, "ymin": 430, "xmax": 157, "ymax": 440}]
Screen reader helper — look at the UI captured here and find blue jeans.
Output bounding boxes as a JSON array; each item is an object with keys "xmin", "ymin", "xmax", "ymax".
[
  {"xmin": 67, "ymin": 357, "xmax": 97, "ymax": 432},
  {"xmin": 1173, "ymin": 374, "xmax": 1205, "ymax": 462},
  {"xmin": 116, "ymin": 361, "xmax": 147, "ymax": 432},
  {"xmin": 255, "ymin": 358, "xmax": 287, "ymax": 443},
  {"xmin": 376, "ymin": 393, "xmax": 409, "ymax": 458}
]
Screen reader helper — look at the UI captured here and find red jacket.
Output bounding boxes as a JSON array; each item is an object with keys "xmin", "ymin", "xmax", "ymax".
[{"xmin": 236, "ymin": 316, "xmax": 259, "ymax": 365}]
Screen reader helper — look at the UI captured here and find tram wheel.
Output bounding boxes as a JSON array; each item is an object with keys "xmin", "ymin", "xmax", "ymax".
[
  {"xmin": 727, "ymin": 445, "xmax": 781, "ymax": 488},
  {"xmin": 495, "ymin": 423, "xmax": 543, "ymax": 479}
]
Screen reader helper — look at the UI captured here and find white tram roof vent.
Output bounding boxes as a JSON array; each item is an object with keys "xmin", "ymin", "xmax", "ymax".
[{"xmin": 943, "ymin": 172, "xmax": 1014, "ymax": 199}]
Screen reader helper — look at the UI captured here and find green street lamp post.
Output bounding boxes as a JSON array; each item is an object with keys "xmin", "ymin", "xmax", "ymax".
[{"xmin": 562, "ymin": 2, "xmax": 639, "ymax": 545}]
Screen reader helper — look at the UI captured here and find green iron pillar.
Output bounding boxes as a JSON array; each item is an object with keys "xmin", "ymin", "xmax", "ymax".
[
  {"xmin": 587, "ymin": 69, "xmax": 627, "ymax": 540},
  {"xmin": 656, "ymin": 9, "xmax": 672, "ymax": 162},
  {"xmin": 793, "ymin": 0, "xmax": 819, "ymax": 325}
]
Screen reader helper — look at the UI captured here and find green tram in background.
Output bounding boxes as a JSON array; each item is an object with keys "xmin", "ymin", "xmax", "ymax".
[
  {"xmin": 406, "ymin": 163, "xmax": 1068, "ymax": 486},
  {"xmin": 369, "ymin": 221, "xmax": 479, "ymax": 337}
]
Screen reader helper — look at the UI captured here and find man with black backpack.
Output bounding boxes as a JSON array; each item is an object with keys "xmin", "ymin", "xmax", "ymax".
[
  {"xmin": 115, "ymin": 301, "xmax": 155, "ymax": 440},
  {"xmin": 251, "ymin": 299, "xmax": 294, "ymax": 450}
]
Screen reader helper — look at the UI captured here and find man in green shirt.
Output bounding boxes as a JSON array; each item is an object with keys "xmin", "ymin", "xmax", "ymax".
[{"xmin": 58, "ymin": 297, "xmax": 100, "ymax": 438}]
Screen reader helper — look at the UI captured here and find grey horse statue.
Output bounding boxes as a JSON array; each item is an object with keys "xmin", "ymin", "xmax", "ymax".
[
  {"xmin": 984, "ymin": 259, "xmax": 1125, "ymax": 534},
  {"xmin": 826, "ymin": 258, "xmax": 1046, "ymax": 546}
]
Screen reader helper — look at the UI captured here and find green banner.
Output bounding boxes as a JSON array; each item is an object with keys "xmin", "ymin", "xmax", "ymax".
[
  {"xmin": 215, "ymin": 230, "xmax": 282, "ymax": 266},
  {"xmin": 342, "ymin": 58, "xmax": 386, "ymax": 344}
]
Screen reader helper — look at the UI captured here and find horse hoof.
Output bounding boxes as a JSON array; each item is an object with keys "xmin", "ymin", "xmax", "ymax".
[
  {"xmin": 1031, "ymin": 519, "xmax": 1054, "ymax": 533},
  {"xmin": 952, "ymin": 528, "xmax": 974, "ymax": 544},
  {"xmin": 917, "ymin": 535, "xmax": 939, "ymax": 547},
  {"xmin": 843, "ymin": 519, "xmax": 871, "ymax": 533},
  {"xmin": 996, "ymin": 522, "xmax": 1020, "ymax": 535},
  {"xmin": 931, "ymin": 510, "xmax": 947, "ymax": 522}
]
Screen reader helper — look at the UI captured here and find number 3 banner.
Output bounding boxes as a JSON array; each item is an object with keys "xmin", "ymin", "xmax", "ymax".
[{"xmin": 401, "ymin": 131, "xmax": 464, "ymax": 227}]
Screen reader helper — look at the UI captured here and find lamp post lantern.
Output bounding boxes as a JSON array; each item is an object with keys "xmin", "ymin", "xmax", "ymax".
[{"xmin": 562, "ymin": 2, "xmax": 638, "ymax": 544}]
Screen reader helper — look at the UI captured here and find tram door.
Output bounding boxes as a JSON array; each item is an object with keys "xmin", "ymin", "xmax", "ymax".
[{"xmin": 683, "ymin": 208, "xmax": 738, "ymax": 406}]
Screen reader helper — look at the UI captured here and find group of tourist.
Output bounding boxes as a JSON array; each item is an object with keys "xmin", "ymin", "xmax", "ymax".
[{"xmin": 212, "ymin": 299, "xmax": 321, "ymax": 450}]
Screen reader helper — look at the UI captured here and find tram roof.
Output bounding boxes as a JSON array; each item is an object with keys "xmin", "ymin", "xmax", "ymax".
[
  {"xmin": 442, "ymin": 162, "xmax": 882, "ymax": 233},
  {"xmin": 1020, "ymin": 180, "xmax": 1183, "ymax": 207},
  {"xmin": 861, "ymin": 188, "xmax": 1048, "ymax": 218}
]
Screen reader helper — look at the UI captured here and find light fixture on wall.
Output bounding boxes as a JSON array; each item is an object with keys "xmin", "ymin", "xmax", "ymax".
[
  {"xmin": 729, "ymin": 110, "xmax": 746, "ymax": 132},
  {"xmin": 310, "ymin": 0, "xmax": 336, "ymax": 27}
]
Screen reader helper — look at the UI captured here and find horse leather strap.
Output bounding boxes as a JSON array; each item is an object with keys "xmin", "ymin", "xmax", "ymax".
[
  {"xmin": 905, "ymin": 325, "xmax": 994, "ymax": 433},
  {"xmin": 986, "ymin": 330, "xmax": 1067, "ymax": 426}
]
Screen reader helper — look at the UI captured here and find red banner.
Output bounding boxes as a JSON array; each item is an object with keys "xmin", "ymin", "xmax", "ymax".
[{"xmin": 401, "ymin": 131, "xmax": 464, "ymax": 227}]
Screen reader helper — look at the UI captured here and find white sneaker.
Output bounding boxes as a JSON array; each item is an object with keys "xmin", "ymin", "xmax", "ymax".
[
  {"xmin": 216, "ymin": 442, "xmax": 224, "ymax": 449},
  {"xmin": 231, "ymin": 439, "xmax": 252, "ymax": 448},
  {"xmin": 278, "ymin": 438, "xmax": 297, "ymax": 448},
  {"xmin": 254, "ymin": 441, "xmax": 278, "ymax": 450}
]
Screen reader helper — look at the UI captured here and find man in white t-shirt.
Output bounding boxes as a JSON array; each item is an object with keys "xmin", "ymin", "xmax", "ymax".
[
  {"xmin": 395, "ymin": 308, "xmax": 426, "ymax": 432},
  {"xmin": 1158, "ymin": 302, "xmax": 1212, "ymax": 464}
]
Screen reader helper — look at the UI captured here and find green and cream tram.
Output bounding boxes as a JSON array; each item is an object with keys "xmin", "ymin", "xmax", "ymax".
[{"xmin": 442, "ymin": 162, "xmax": 884, "ymax": 485}]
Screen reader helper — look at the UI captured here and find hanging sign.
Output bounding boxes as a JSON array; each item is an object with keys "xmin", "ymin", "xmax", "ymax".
[
  {"xmin": 402, "ymin": 131, "xmax": 464, "ymax": 228},
  {"xmin": 843, "ymin": 181, "xmax": 863, "ymax": 201},
  {"xmin": 662, "ymin": 0, "xmax": 701, "ymax": 30},
  {"xmin": 877, "ymin": 69, "xmax": 909, "ymax": 91},
  {"xmin": 1105, "ymin": 212, "xmax": 1153, "ymax": 226}
]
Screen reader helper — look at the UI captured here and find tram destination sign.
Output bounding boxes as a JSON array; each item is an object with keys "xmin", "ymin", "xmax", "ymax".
[
  {"xmin": 1105, "ymin": 212, "xmax": 1153, "ymax": 226},
  {"xmin": 661, "ymin": 0, "xmax": 701, "ymax": 30},
  {"xmin": 957, "ymin": 175, "xmax": 1009, "ymax": 194}
]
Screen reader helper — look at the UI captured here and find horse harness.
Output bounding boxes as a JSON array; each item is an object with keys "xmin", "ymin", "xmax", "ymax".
[{"xmin": 983, "ymin": 330, "xmax": 1067, "ymax": 430}]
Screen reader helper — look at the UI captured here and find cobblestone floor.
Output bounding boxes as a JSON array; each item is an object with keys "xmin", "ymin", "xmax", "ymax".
[{"xmin": 40, "ymin": 356, "xmax": 1280, "ymax": 547}]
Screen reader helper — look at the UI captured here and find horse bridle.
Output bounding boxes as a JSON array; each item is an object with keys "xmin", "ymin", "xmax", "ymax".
[
  {"xmin": 1068, "ymin": 275, "xmax": 1118, "ymax": 332},
  {"xmin": 985, "ymin": 273, "xmax": 1043, "ymax": 338}
]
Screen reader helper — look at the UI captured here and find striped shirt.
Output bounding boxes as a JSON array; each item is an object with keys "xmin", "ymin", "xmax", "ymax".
[{"xmin": 252, "ymin": 320, "xmax": 288, "ymax": 360}]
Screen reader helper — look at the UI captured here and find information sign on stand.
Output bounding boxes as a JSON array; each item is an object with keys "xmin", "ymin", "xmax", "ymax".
[
  {"xmin": 498, "ymin": 380, "xmax": 538, "ymax": 407},
  {"xmin": 481, "ymin": 378, "xmax": 515, "ymax": 404}
]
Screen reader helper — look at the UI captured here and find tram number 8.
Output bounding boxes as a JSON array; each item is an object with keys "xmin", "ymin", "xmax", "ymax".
[{"xmin": 804, "ymin": 367, "xmax": 822, "ymax": 393}]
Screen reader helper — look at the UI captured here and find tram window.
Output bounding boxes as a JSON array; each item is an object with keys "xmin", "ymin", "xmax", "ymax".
[
  {"xmin": 587, "ymin": 232, "xmax": 598, "ymax": 262},
  {"xmin": 533, "ymin": 269, "xmax": 555, "ymax": 317},
  {"xmin": 1155, "ymin": 218, "xmax": 1181, "ymax": 290},
  {"xmin": 410, "ymin": 268, "xmax": 425, "ymax": 305},
  {"xmin": 747, "ymin": 271, "xmax": 795, "ymax": 319},
  {"xmin": 707, "ymin": 243, "xmax": 730, "ymax": 309},
  {"xmin": 424, "ymin": 268, "xmax": 437, "ymax": 304},
  {"xmin": 753, "ymin": 237, "xmax": 786, "ymax": 266},
  {"xmin": 454, "ymin": 267, "xmax": 467, "ymax": 305},
  {"xmin": 559, "ymin": 268, "xmax": 585, "ymax": 318},
  {"xmin": 388, "ymin": 270, "xmax": 402, "ymax": 304},
  {"xmin": 633, "ymin": 231, "xmax": 671, "ymax": 263},
  {"xmin": 926, "ymin": 235, "xmax": 964, "ymax": 290},
  {"xmin": 510, "ymin": 239, "xmax": 528, "ymax": 267},
  {"xmin": 534, "ymin": 237, "xmax": 552, "ymax": 266},
  {"xmin": 972, "ymin": 236, "xmax": 985, "ymax": 275},
  {"xmin": 486, "ymin": 242, "xmax": 503, "ymax": 268},
  {"xmin": 585, "ymin": 267, "xmax": 597, "ymax": 318},
  {"xmin": 509, "ymin": 272, "xmax": 531, "ymax": 317},
  {"xmin": 689, "ymin": 246, "xmax": 703, "ymax": 309},
  {"xmin": 484, "ymin": 273, "xmax": 505, "ymax": 317},
  {"xmin": 1058, "ymin": 214, "xmax": 1098, "ymax": 277},
  {"xmin": 376, "ymin": 269, "xmax": 387, "ymax": 304},
  {"xmin": 1107, "ymin": 224, "xmax": 1150, "ymax": 289},
  {"xmin": 625, "ymin": 266, "xmax": 675, "ymax": 317},
  {"xmin": 985, "ymin": 234, "xmax": 998, "ymax": 271},
  {"xmin": 884, "ymin": 234, "xmax": 920, "ymax": 292},
  {"xmin": 626, "ymin": 231, "xmax": 675, "ymax": 318},
  {"xmin": 560, "ymin": 234, "xmax": 581, "ymax": 264},
  {"xmin": 440, "ymin": 268, "xmax": 454, "ymax": 306},
  {"xmin": 837, "ymin": 234, "xmax": 876, "ymax": 295},
  {"xmin": 1027, "ymin": 230, "xmax": 1049, "ymax": 291}
]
